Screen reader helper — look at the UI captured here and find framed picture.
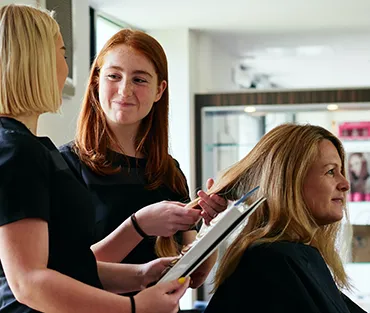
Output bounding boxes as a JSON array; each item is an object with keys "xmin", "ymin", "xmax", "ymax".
[{"xmin": 347, "ymin": 152, "xmax": 370, "ymax": 201}]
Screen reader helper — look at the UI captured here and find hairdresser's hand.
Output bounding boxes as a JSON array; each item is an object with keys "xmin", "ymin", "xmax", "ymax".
[
  {"xmin": 134, "ymin": 277, "xmax": 190, "ymax": 313},
  {"xmin": 136, "ymin": 201, "xmax": 201, "ymax": 237},
  {"xmin": 197, "ymin": 178, "xmax": 229, "ymax": 226},
  {"xmin": 139, "ymin": 257, "xmax": 179, "ymax": 289}
]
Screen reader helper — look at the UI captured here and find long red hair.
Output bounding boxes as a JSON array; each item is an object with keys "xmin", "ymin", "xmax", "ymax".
[
  {"xmin": 74, "ymin": 29, "xmax": 188, "ymax": 256},
  {"xmin": 75, "ymin": 29, "xmax": 187, "ymax": 194}
]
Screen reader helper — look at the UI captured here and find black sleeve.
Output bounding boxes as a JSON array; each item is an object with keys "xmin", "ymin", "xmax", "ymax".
[
  {"xmin": 0, "ymin": 136, "xmax": 50, "ymax": 226},
  {"xmin": 205, "ymin": 248, "xmax": 323, "ymax": 313}
]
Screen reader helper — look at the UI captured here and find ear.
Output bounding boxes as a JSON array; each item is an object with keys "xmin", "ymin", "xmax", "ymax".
[{"xmin": 154, "ymin": 80, "xmax": 167, "ymax": 102}]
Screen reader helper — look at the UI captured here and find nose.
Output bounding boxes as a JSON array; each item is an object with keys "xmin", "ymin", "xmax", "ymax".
[
  {"xmin": 338, "ymin": 175, "xmax": 350, "ymax": 192},
  {"xmin": 118, "ymin": 79, "xmax": 133, "ymax": 97}
]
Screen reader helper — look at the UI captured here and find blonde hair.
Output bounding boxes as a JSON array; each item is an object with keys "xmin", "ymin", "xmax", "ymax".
[
  {"xmin": 0, "ymin": 4, "xmax": 61, "ymax": 115},
  {"xmin": 191, "ymin": 123, "xmax": 350, "ymax": 290}
]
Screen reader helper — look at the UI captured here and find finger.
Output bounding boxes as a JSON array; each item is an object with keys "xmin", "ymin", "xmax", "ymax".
[
  {"xmin": 197, "ymin": 190, "xmax": 214, "ymax": 209},
  {"xmin": 167, "ymin": 277, "xmax": 190, "ymax": 298},
  {"xmin": 198, "ymin": 190, "xmax": 222, "ymax": 209},
  {"xmin": 175, "ymin": 207, "xmax": 201, "ymax": 220},
  {"xmin": 179, "ymin": 212, "xmax": 201, "ymax": 225},
  {"xmin": 198, "ymin": 199, "xmax": 218, "ymax": 218},
  {"xmin": 172, "ymin": 223, "xmax": 196, "ymax": 231},
  {"xmin": 159, "ymin": 256, "xmax": 179, "ymax": 265},
  {"xmin": 206, "ymin": 178, "xmax": 214, "ymax": 190},
  {"xmin": 206, "ymin": 197, "xmax": 227, "ymax": 214},
  {"xmin": 210, "ymin": 194, "xmax": 228, "ymax": 207},
  {"xmin": 197, "ymin": 189, "xmax": 210, "ymax": 200},
  {"xmin": 198, "ymin": 192, "xmax": 227, "ymax": 214},
  {"xmin": 200, "ymin": 211, "xmax": 212, "ymax": 226}
]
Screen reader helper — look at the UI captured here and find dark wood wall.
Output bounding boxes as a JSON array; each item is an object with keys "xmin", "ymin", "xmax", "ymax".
[{"xmin": 195, "ymin": 87, "xmax": 370, "ymax": 107}]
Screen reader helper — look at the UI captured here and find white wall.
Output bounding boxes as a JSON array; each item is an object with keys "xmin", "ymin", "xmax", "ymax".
[
  {"xmin": 1, "ymin": 0, "xmax": 35, "ymax": 5},
  {"xmin": 195, "ymin": 32, "xmax": 240, "ymax": 93},
  {"xmin": 149, "ymin": 29, "xmax": 193, "ymax": 189}
]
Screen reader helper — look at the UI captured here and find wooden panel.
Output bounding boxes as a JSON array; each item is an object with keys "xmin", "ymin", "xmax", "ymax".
[{"xmin": 195, "ymin": 88, "xmax": 370, "ymax": 107}]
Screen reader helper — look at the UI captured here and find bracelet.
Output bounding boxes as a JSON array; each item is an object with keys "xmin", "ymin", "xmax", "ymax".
[
  {"xmin": 131, "ymin": 213, "xmax": 149, "ymax": 238},
  {"xmin": 129, "ymin": 295, "xmax": 136, "ymax": 313}
]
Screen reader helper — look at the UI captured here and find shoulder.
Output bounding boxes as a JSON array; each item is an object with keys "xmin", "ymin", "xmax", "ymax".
[
  {"xmin": 0, "ymin": 129, "xmax": 50, "ymax": 169},
  {"xmin": 59, "ymin": 141, "xmax": 80, "ymax": 166},
  {"xmin": 226, "ymin": 241, "xmax": 324, "ymax": 288},
  {"xmin": 242, "ymin": 241, "xmax": 319, "ymax": 267},
  {"xmin": 58, "ymin": 140, "xmax": 87, "ymax": 180},
  {"xmin": 59, "ymin": 140, "xmax": 76, "ymax": 156},
  {"xmin": 170, "ymin": 156, "xmax": 181, "ymax": 169}
]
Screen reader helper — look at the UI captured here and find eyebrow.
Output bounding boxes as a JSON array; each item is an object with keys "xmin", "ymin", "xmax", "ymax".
[
  {"xmin": 61, "ymin": 46, "xmax": 66, "ymax": 51},
  {"xmin": 323, "ymin": 162, "xmax": 342, "ymax": 169},
  {"xmin": 105, "ymin": 65, "xmax": 153, "ymax": 78}
]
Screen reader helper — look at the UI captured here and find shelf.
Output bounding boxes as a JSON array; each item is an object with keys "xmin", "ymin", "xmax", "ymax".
[
  {"xmin": 204, "ymin": 143, "xmax": 257, "ymax": 152},
  {"xmin": 348, "ymin": 202, "xmax": 370, "ymax": 225},
  {"xmin": 342, "ymin": 140, "xmax": 370, "ymax": 153}
]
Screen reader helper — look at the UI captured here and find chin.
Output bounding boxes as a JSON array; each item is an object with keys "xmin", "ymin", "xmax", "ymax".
[{"xmin": 316, "ymin": 213, "xmax": 343, "ymax": 226}]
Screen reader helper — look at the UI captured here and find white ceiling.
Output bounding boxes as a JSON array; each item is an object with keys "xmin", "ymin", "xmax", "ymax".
[
  {"xmin": 89, "ymin": 0, "xmax": 370, "ymax": 88},
  {"xmin": 90, "ymin": 0, "xmax": 370, "ymax": 33}
]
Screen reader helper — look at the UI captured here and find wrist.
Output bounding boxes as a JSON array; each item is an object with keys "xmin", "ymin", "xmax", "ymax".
[
  {"xmin": 131, "ymin": 213, "xmax": 150, "ymax": 238},
  {"xmin": 136, "ymin": 264, "xmax": 146, "ymax": 290}
]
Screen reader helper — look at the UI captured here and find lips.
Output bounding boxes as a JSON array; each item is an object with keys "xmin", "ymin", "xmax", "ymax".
[
  {"xmin": 331, "ymin": 198, "xmax": 344, "ymax": 204},
  {"xmin": 112, "ymin": 100, "xmax": 135, "ymax": 106}
]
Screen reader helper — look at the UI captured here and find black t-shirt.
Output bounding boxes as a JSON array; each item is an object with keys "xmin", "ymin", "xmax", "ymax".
[
  {"xmin": 59, "ymin": 142, "xmax": 190, "ymax": 265},
  {"xmin": 204, "ymin": 241, "xmax": 366, "ymax": 313},
  {"xmin": 0, "ymin": 117, "xmax": 103, "ymax": 313}
]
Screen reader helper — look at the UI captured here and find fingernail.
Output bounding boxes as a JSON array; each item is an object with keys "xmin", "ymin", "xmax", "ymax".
[{"xmin": 178, "ymin": 277, "xmax": 186, "ymax": 284}]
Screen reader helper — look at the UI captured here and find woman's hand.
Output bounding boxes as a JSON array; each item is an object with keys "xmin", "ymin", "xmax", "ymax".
[
  {"xmin": 138, "ymin": 257, "xmax": 179, "ymax": 289},
  {"xmin": 135, "ymin": 277, "xmax": 190, "ymax": 313},
  {"xmin": 135, "ymin": 201, "xmax": 201, "ymax": 237},
  {"xmin": 197, "ymin": 178, "xmax": 229, "ymax": 226}
]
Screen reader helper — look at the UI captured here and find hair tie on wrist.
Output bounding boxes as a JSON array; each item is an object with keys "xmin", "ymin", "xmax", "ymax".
[
  {"xmin": 129, "ymin": 295, "xmax": 136, "ymax": 313},
  {"xmin": 131, "ymin": 213, "xmax": 149, "ymax": 238}
]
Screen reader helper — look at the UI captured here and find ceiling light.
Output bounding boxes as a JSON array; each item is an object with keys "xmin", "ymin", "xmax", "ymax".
[
  {"xmin": 327, "ymin": 104, "xmax": 339, "ymax": 111},
  {"xmin": 244, "ymin": 106, "xmax": 256, "ymax": 113}
]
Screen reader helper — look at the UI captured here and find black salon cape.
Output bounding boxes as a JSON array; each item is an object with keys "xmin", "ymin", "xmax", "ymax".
[{"xmin": 204, "ymin": 241, "xmax": 367, "ymax": 313}]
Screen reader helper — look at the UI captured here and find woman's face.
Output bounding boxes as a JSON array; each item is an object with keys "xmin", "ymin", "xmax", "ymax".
[
  {"xmin": 303, "ymin": 139, "xmax": 350, "ymax": 225},
  {"xmin": 55, "ymin": 33, "xmax": 69, "ymax": 98},
  {"xmin": 98, "ymin": 44, "xmax": 166, "ymax": 133},
  {"xmin": 349, "ymin": 154, "xmax": 363, "ymax": 176}
]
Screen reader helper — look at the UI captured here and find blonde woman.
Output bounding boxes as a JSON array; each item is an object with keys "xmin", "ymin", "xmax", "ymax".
[
  {"xmin": 199, "ymin": 124, "xmax": 365, "ymax": 313},
  {"xmin": 0, "ymin": 4, "xmax": 188, "ymax": 313}
]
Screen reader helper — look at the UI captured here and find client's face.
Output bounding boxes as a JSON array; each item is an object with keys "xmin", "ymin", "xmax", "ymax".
[{"xmin": 303, "ymin": 139, "xmax": 350, "ymax": 225}]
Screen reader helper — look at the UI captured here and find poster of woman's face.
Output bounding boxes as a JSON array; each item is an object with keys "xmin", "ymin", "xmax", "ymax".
[{"xmin": 347, "ymin": 152, "xmax": 370, "ymax": 201}]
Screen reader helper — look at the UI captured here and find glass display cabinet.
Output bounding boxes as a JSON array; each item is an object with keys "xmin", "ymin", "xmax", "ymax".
[{"xmin": 194, "ymin": 87, "xmax": 370, "ymax": 311}]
